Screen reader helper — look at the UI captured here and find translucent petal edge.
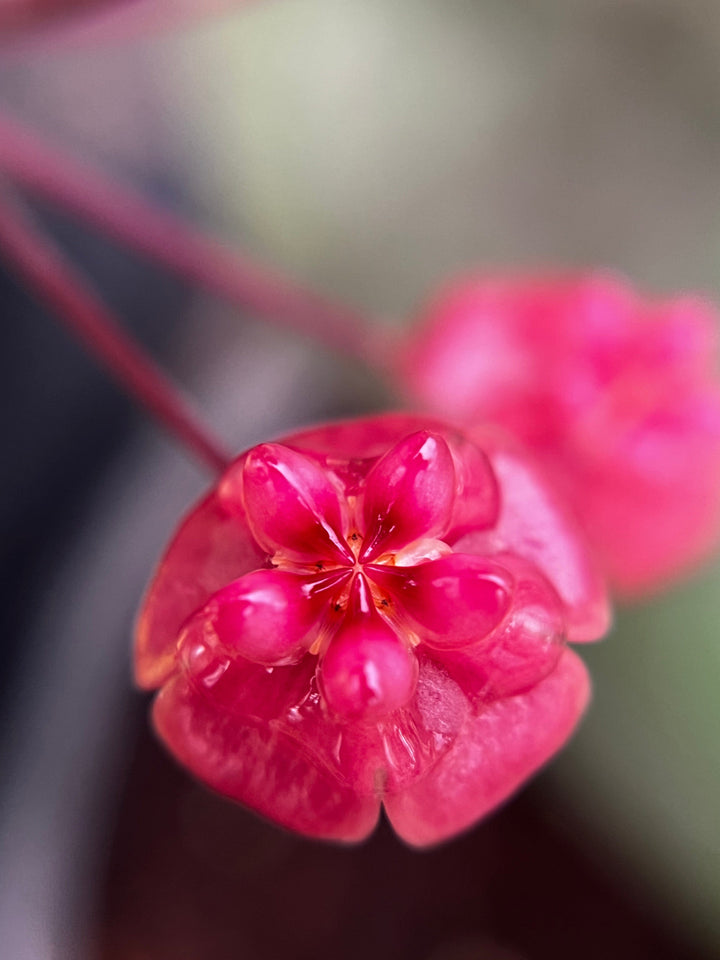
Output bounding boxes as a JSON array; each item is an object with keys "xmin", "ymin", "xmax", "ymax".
[{"xmin": 383, "ymin": 647, "xmax": 590, "ymax": 847}]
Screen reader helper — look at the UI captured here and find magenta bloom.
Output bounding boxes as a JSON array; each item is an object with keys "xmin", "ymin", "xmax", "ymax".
[
  {"xmin": 400, "ymin": 273, "xmax": 720, "ymax": 596},
  {"xmin": 136, "ymin": 414, "xmax": 608, "ymax": 845},
  {"xmin": 0, "ymin": 0, "xmax": 247, "ymax": 39}
]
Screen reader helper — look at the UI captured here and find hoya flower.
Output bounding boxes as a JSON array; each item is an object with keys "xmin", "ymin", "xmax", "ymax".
[
  {"xmin": 136, "ymin": 414, "xmax": 608, "ymax": 846},
  {"xmin": 399, "ymin": 273, "xmax": 720, "ymax": 596}
]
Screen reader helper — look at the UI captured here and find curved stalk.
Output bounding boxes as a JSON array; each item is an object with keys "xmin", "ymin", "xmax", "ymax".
[
  {"xmin": 0, "ymin": 107, "xmax": 384, "ymax": 365},
  {"xmin": 0, "ymin": 181, "xmax": 231, "ymax": 474}
]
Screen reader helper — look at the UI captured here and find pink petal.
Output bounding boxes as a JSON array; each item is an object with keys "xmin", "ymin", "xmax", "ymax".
[
  {"xmin": 444, "ymin": 432, "xmax": 499, "ymax": 536},
  {"xmin": 367, "ymin": 554, "xmax": 512, "ymax": 650},
  {"xmin": 458, "ymin": 438, "xmax": 610, "ymax": 643},
  {"xmin": 239, "ymin": 443, "xmax": 351, "ymax": 564},
  {"xmin": 153, "ymin": 669, "xmax": 380, "ymax": 843},
  {"xmin": 172, "ymin": 597, "xmax": 408, "ymax": 808},
  {"xmin": 383, "ymin": 648, "xmax": 590, "ymax": 847},
  {"xmin": 640, "ymin": 296, "xmax": 719, "ymax": 382},
  {"xmin": 568, "ymin": 386, "xmax": 720, "ymax": 595},
  {"xmin": 135, "ymin": 492, "xmax": 265, "ymax": 690},
  {"xmin": 319, "ymin": 605, "xmax": 418, "ymax": 721},
  {"xmin": 361, "ymin": 431, "xmax": 456, "ymax": 560},
  {"xmin": 284, "ymin": 413, "xmax": 444, "ymax": 462},
  {"xmin": 202, "ymin": 569, "xmax": 341, "ymax": 666},
  {"xmin": 332, "ymin": 656, "xmax": 472, "ymax": 797},
  {"xmin": 436, "ymin": 555, "xmax": 566, "ymax": 700}
]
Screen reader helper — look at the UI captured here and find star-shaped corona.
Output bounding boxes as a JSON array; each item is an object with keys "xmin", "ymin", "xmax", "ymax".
[{"xmin": 136, "ymin": 414, "xmax": 609, "ymax": 846}]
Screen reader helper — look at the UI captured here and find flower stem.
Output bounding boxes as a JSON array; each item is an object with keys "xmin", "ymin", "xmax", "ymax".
[
  {"xmin": 0, "ymin": 107, "xmax": 383, "ymax": 364},
  {"xmin": 0, "ymin": 180, "xmax": 231, "ymax": 474}
]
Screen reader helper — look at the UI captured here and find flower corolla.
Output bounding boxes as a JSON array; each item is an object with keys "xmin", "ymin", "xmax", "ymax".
[
  {"xmin": 136, "ymin": 414, "xmax": 608, "ymax": 845},
  {"xmin": 400, "ymin": 273, "xmax": 720, "ymax": 595}
]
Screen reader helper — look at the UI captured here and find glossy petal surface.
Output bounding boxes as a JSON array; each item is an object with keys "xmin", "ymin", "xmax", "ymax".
[
  {"xmin": 137, "ymin": 414, "xmax": 609, "ymax": 845},
  {"xmin": 368, "ymin": 554, "xmax": 512, "ymax": 650},
  {"xmin": 209, "ymin": 569, "xmax": 331, "ymax": 666},
  {"xmin": 154, "ymin": 671, "xmax": 380, "ymax": 843},
  {"xmin": 361, "ymin": 431, "xmax": 455, "ymax": 559},
  {"xmin": 320, "ymin": 615, "xmax": 418, "ymax": 721},
  {"xmin": 437, "ymin": 555, "xmax": 566, "ymax": 700},
  {"xmin": 457, "ymin": 441, "xmax": 609, "ymax": 642},
  {"xmin": 241, "ymin": 443, "xmax": 350, "ymax": 564},
  {"xmin": 136, "ymin": 492, "xmax": 264, "ymax": 689},
  {"xmin": 384, "ymin": 648, "xmax": 590, "ymax": 846},
  {"xmin": 444, "ymin": 433, "xmax": 499, "ymax": 536}
]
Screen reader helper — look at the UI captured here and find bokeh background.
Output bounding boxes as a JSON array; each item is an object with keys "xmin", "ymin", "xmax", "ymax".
[{"xmin": 1, "ymin": 1, "xmax": 720, "ymax": 958}]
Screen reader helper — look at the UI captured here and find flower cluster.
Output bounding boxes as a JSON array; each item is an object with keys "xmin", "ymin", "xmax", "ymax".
[
  {"xmin": 400, "ymin": 273, "xmax": 720, "ymax": 595},
  {"xmin": 136, "ymin": 414, "xmax": 608, "ymax": 845}
]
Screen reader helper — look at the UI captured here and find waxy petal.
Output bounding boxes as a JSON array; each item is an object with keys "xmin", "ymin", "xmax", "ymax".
[
  {"xmin": 286, "ymin": 413, "xmax": 443, "ymax": 462},
  {"xmin": 136, "ymin": 413, "xmax": 608, "ymax": 847},
  {"xmin": 438, "ymin": 555, "xmax": 566, "ymax": 701},
  {"xmin": 331, "ymin": 656, "xmax": 472, "ymax": 796},
  {"xmin": 383, "ymin": 648, "xmax": 590, "ymax": 846},
  {"xmin": 445, "ymin": 433, "xmax": 500, "ymax": 536},
  {"xmin": 458, "ymin": 440, "xmax": 610, "ymax": 643},
  {"xmin": 367, "ymin": 554, "xmax": 513, "ymax": 650},
  {"xmin": 240, "ymin": 443, "xmax": 351, "ymax": 564},
  {"xmin": 319, "ymin": 584, "xmax": 418, "ymax": 721},
  {"xmin": 154, "ymin": 669, "xmax": 380, "ymax": 843},
  {"xmin": 203, "ymin": 569, "xmax": 337, "ymax": 666},
  {"xmin": 361, "ymin": 431, "xmax": 456, "ymax": 560},
  {"xmin": 135, "ymin": 492, "xmax": 265, "ymax": 690}
]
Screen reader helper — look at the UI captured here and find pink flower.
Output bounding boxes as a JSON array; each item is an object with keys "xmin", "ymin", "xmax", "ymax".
[
  {"xmin": 400, "ymin": 273, "xmax": 720, "ymax": 596},
  {"xmin": 0, "ymin": 0, "xmax": 247, "ymax": 39},
  {"xmin": 136, "ymin": 414, "xmax": 608, "ymax": 846}
]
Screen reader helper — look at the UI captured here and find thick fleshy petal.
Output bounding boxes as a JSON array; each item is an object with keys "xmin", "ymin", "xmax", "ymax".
[
  {"xmin": 367, "ymin": 554, "xmax": 512, "ymax": 650},
  {"xmin": 240, "ymin": 443, "xmax": 351, "ymax": 564},
  {"xmin": 331, "ymin": 655, "xmax": 472, "ymax": 796},
  {"xmin": 135, "ymin": 492, "xmax": 265, "ymax": 690},
  {"xmin": 153, "ymin": 669, "xmax": 380, "ymax": 843},
  {"xmin": 285, "ymin": 413, "xmax": 442, "ymax": 462},
  {"xmin": 445, "ymin": 433, "xmax": 500, "ymax": 536},
  {"xmin": 319, "ymin": 613, "xmax": 417, "ymax": 721},
  {"xmin": 437, "ymin": 555, "xmax": 566, "ymax": 700},
  {"xmin": 458, "ymin": 439, "xmax": 610, "ymax": 643},
  {"xmin": 383, "ymin": 648, "xmax": 590, "ymax": 847},
  {"xmin": 203, "ymin": 569, "xmax": 340, "ymax": 666},
  {"xmin": 137, "ymin": 412, "xmax": 607, "ymax": 847},
  {"xmin": 361, "ymin": 431, "xmax": 456, "ymax": 560}
]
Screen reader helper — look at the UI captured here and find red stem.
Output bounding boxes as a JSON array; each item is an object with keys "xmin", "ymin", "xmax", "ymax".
[
  {"xmin": 0, "ymin": 107, "xmax": 384, "ymax": 364},
  {"xmin": 0, "ymin": 180, "xmax": 231, "ymax": 474}
]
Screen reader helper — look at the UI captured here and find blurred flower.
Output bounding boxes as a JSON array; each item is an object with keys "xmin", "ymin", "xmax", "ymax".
[
  {"xmin": 400, "ymin": 273, "xmax": 720, "ymax": 596},
  {"xmin": 136, "ymin": 414, "xmax": 608, "ymax": 846},
  {"xmin": 0, "ymin": 0, "xmax": 247, "ymax": 40},
  {"xmin": 0, "ymin": 0, "xmax": 104, "ymax": 32}
]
